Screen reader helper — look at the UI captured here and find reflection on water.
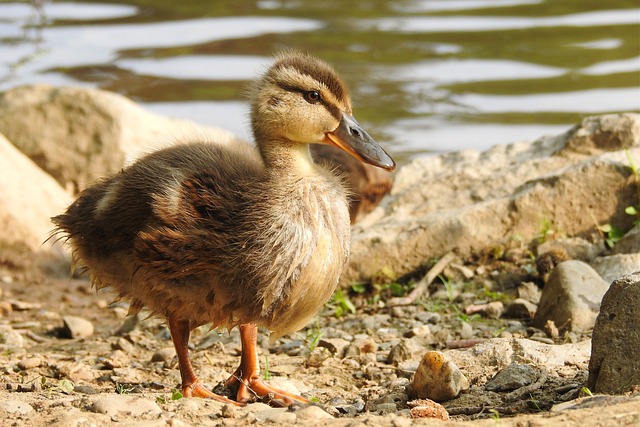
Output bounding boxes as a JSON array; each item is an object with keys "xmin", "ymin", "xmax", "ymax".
[{"xmin": 0, "ymin": 0, "xmax": 638, "ymax": 161}]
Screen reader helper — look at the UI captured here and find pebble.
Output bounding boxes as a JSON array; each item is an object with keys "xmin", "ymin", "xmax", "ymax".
[
  {"xmin": 407, "ymin": 398, "xmax": 450, "ymax": 420},
  {"xmin": 318, "ymin": 337, "xmax": 350, "ymax": 358},
  {"xmin": 112, "ymin": 337, "xmax": 135, "ymax": 354},
  {"xmin": 485, "ymin": 364, "xmax": 540, "ymax": 392},
  {"xmin": 407, "ymin": 351, "xmax": 469, "ymax": 402},
  {"xmin": 90, "ymin": 395, "xmax": 162, "ymax": 417},
  {"xmin": 415, "ymin": 311, "xmax": 441, "ymax": 324},
  {"xmin": 253, "ymin": 407, "xmax": 296, "ymax": 424},
  {"xmin": 504, "ymin": 298, "xmax": 538, "ymax": 320},
  {"xmin": 17, "ymin": 356, "xmax": 42, "ymax": 370},
  {"xmin": 295, "ymin": 404, "xmax": 334, "ymax": 420},
  {"xmin": 465, "ymin": 301, "xmax": 504, "ymax": 319},
  {"xmin": 533, "ymin": 260, "xmax": 609, "ymax": 333},
  {"xmin": 151, "ymin": 347, "xmax": 175, "ymax": 362},
  {"xmin": 0, "ymin": 399, "xmax": 34, "ymax": 414},
  {"xmin": 459, "ymin": 322, "xmax": 473, "ymax": 339},
  {"xmin": 517, "ymin": 282, "xmax": 542, "ymax": 304},
  {"xmin": 404, "ymin": 323, "xmax": 431, "ymax": 338},
  {"xmin": 0, "ymin": 325, "xmax": 24, "ymax": 348},
  {"xmin": 61, "ymin": 315, "xmax": 94, "ymax": 339},
  {"xmin": 305, "ymin": 346, "xmax": 331, "ymax": 367},
  {"xmin": 387, "ymin": 338, "xmax": 422, "ymax": 365}
]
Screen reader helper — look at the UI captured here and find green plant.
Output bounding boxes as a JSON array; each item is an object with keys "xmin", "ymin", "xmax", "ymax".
[
  {"xmin": 438, "ymin": 275, "xmax": 456, "ymax": 303},
  {"xmin": 116, "ymin": 383, "xmax": 135, "ymax": 395},
  {"xmin": 579, "ymin": 386, "xmax": 594, "ymax": 397},
  {"xmin": 263, "ymin": 355, "xmax": 271, "ymax": 381},
  {"xmin": 329, "ymin": 289, "xmax": 356, "ymax": 318},
  {"xmin": 156, "ymin": 395, "xmax": 168, "ymax": 405},
  {"xmin": 171, "ymin": 389, "xmax": 183, "ymax": 400},
  {"xmin": 537, "ymin": 217, "xmax": 555, "ymax": 244},
  {"xmin": 598, "ymin": 223, "xmax": 625, "ymax": 248},
  {"xmin": 452, "ymin": 305, "xmax": 481, "ymax": 323},
  {"xmin": 488, "ymin": 408, "xmax": 500, "ymax": 421},
  {"xmin": 306, "ymin": 322, "xmax": 323, "ymax": 352}
]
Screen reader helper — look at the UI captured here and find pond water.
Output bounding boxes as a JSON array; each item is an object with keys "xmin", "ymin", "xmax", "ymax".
[{"xmin": 1, "ymin": 0, "xmax": 639, "ymax": 163}]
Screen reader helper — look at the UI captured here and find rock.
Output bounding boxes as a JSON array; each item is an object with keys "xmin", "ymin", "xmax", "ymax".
[
  {"xmin": 317, "ymin": 338, "xmax": 350, "ymax": 358},
  {"xmin": 517, "ymin": 282, "xmax": 542, "ymax": 304},
  {"xmin": 90, "ymin": 395, "xmax": 162, "ymax": 417},
  {"xmin": 0, "ymin": 399, "xmax": 33, "ymax": 414},
  {"xmin": 588, "ymin": 270, "xmax": 640, "ymax": 394},
  {"xmin": 407, "ymin": 399, "xmax": 450, "ymax": 420},
  {"xmin": 404, "ymin": 323, "xmax": 431, "ymax": 338},
  {"xmin": 253, "ymin": 407, "xmax": 296, "ymax": 424},
  {"xmin": 407, "ymin": 351, "xmax": 469, "ymax": 402},
  {"xmin": 387, "ymin": 338, "xmax": 423, "ymax": 366},
  {"xmin": 537, "ymin": 237, "xmax": 605, "ymax": 263},
  {"xmin": 61, "ymin": 315, "xmax": 94, "ymax": 339},
  {"xmin": 305, "ymin": 346, "xmax": 331, "ymax": 367},
  {"xmin": 112, "ymin": 337, "xmax": 135, "ymax": 354},
  {"xmin": 0, "ymin": 132, "xmax": 71, "ymax": 252},
  {"xmin": 485, "ymin": 364, "xmax": 540, "ymax": 392},
  {"xmin": 460, "ymin": 321, "xmax": 473, "ymax": 339},
  {"xmin": 503, "ymin": 298, "xmax": 538, "ymax": 320},
  {"xmin": 343, "ymin": 114, "xmax": 640, "ymax": 284},
  {"xmin": 150, "ymin": 347, "xmax": 175, "ymax": 362},
  {"xmin": 611, "ymin": 223, "xmax": 640, "ymax": 254},
  {"xmin": 533, "ymin": 260, "xmax": 610, "ymax": 333},
  {"xmin": 465, "ymin": 301, "xmax": 504, "ymax": 319},
  {"xmin": 0, "ymin": 85, "xmax": 236, "ymax": 193},
  {"xmin": 591, "ymin": 253, "xmax": 640, "ymax": 284},
  {"xmin": 0, "ymin": 325, "xmax": 24, "ymax": 348},
  {"xmin": 17, "ymin": 357, "xmax": 42, "ymax": 370},
  {"xmin": 295, "ymin": 404, "xmax": 334, "ymax": 420}
]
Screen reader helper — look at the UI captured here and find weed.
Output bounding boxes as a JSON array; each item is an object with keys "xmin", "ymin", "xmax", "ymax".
[
  {"xmin": 452, "ymin": 305, "xmax": 481, "ymax": 323},
  {"xmin": 579, "ymin": 386, "xmax": 594, "ymax": 397},
  {"xmin": 329, "ymin": 289, "xmax": 356, "ymax": 318},
  {"xmin": 488, "ymin": 408, "xmax": 500, "ymax": 420},
  {"xmin": 306, "ymin": 322, "xmax": 324, "ymax": 352},
  {"xmin": 171, "ymin": 389, "xmax": 183, "ymax": 400},
  {"xmin": 438, "ymin": 274, "xmax": 456, "ymax": 303},
  {"xmin": 537, "ymin": 217, "xmax": 556, "ymax": 244},
  {"xmin": 598, "ymin": 223, "xmax": 625, "ymax": 248},
  {"xmin": 115, "ymin": 383, "xmax": 135, "ymax": 395},
  {"xmin": 156, "ymin": 395, "xmax": 168, "ymax": 405},
  {"xmin": 263, "ymin": 356, "xmax": 271, "ymax": 381}
]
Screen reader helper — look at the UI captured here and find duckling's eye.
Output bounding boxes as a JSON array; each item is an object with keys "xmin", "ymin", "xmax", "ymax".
[{"xmin": 304, "ymin": 90, "xmax": 321, "ymax": 103}]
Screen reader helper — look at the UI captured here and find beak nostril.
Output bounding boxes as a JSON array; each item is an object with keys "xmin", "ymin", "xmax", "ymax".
[{"xmin": 350, "ymin": 128, "xmax": 361, "ymax": 138}]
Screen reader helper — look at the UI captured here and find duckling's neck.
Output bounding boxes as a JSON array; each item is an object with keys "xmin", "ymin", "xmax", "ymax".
[{"xmin": 258, "ymin": 139, "xmax": 316, "ymax": 177}]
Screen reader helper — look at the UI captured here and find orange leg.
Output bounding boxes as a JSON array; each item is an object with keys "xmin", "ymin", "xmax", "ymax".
[
  {"xmin": 168, "ymin": 317, "xmax": 243, "ymax": 406},
  {"xmin": 225, "ymin": 323, "xmax": 310, "ymax": 407}
]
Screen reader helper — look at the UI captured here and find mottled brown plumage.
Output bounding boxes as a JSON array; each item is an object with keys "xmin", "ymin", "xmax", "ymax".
[{"xmin": 52, "ymin": 52, "xmax": 395, "ymax": 406}]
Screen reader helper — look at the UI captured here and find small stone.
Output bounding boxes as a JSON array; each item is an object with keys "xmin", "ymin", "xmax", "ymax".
[
  {"xmin": 0, "ymin": 325, "xmax": 24, "ymax": 348},
  {"xmin": 460, "ymin": 322, "xmax": 473, "ymax": 339},
  {"xmin": 253, "ymin": 407, "xmax": 296, "ymax": 424},
  {"xmin": 305, "ymin": 346, "xmax": 331, "ymax": 367},
  {"xmin": 464, "ymin": 301, "xmax": 504, "ymax": 319},
  {"xmin": 533, "ymin": 261, "xmax": 609, "ymax": 333},
  {"xmin": 0, "ymin": 301, "xmax": 12, "ymax": 316},
  {"xmin": 485, "ymin": 364, "xmax": 540, "ymax": 392},
  {"xmin": 588, "ymin": 270, "xmax": 640, "ymax": 394},
  {"xmin": 503, "ymin": 298, "xmax": 538, "ymax": 320},
  {"xmin": 61, "ymin": 316, "xmax": 94, "ymax": 339},
  {"xmin": 408, "ymin": 398, "xmax": 450, "ymax": 420},
  {"xmin": 17, "ymin": 357, "xmax": 42, "ymax": 370},
  {"xmin": 408, "ymin": 351, "xmax": 469, "ymax": 402},
  {"xmin": 404, "ymin": 323, "xmax": 431, "ymax": 338},
  {"xmin": 295, "ymin": 404, "xmax": 333, "ymax": 420},
  {"xmin": 317, "ymin": 338, "xmax": 350, "ymax": 358},
  {"xmin": 517, "ymin": 282, "xmax": 542, "ymax": 304},
  {"xmin": 591, "ymin": 253, "xmax": 640, "ymax": 284},
  {"xmin": 151, "ymin": 347, "xmax": 175, "ymax": 362},
  {"xmin": 387, "ymin": 338, "xmax": 424, "ymax": 366},
  {"xmin": 112, "ymin": 337, "xmax": 135, "ymax": 354},
  {"xmin": 90, "ymin": 395, "xmax": 161, "ymax": 417},
  {"xmin": 9, "ymin": 300, "xmax": 41, "ymax": 311},
  {"xmin": 0, "ymin": 399, "xmax": 33, "ymax": 414}
]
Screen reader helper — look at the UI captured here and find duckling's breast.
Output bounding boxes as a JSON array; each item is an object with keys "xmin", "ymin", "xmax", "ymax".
[{"xmin": 248, "ymin": 173, "xmax": 351, "ymax": 339}]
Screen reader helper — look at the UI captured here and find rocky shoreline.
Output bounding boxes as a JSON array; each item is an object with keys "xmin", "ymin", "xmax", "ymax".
[{"xmin": 0, "ymin": 85, "xmax": 639, "ymax": 426}]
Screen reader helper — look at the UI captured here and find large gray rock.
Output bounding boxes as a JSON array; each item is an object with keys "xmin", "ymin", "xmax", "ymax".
[
  {"xmin": 343, "ymin": 114, "xmax": 640, "ymax": 284},
  {"xmin": 533, "ymin": 260, "xmax": 610, "ymax": 333},
  {"xmin": 0, "ymin": 132, "xmax": 71, "ymax": 251},
  {"xmin": 0, "ymin": 85, "xmax": 236, "ymax": 193},
  {"xmin": 591, "ymin": 253, "xmax": 640, "ymax": 284},
  {"xmin": 588, "ymin": 270, "xmax": 640, "ymax": 394}
]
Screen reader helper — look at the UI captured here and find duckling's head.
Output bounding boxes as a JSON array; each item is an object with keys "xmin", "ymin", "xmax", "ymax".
[{"xmin": 251, "ymin": 52, "xmax": 395, "ymax": 172}]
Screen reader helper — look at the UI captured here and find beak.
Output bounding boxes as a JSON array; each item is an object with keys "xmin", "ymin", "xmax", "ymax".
[{"xmin": 324, "ymin": 113, "xmax": 396, "ymax": 171}]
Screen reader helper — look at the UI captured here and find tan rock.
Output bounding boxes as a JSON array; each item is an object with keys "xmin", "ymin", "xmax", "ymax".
[{"xmin": 0, "ymin": 132, "xmax": 71, "ymax": 252}]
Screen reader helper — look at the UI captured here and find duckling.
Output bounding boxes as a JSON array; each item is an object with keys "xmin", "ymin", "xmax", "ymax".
[{"xmin": 52, "ymin": 52, "xmax": 395, "ymax": 407}]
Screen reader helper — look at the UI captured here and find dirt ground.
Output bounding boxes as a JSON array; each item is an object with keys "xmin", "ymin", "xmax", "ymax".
[{"xmin": 0, "ymin": 244, "xmax": 638, "ymax": 426}]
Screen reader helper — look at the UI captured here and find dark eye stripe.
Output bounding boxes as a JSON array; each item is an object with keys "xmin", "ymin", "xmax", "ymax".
[{"xmin": 276, "ymin": 82, "xmax": 342, "ymax": 121}]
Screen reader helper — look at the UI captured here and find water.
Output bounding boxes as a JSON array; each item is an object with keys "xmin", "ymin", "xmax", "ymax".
[{"xmin": 1, "ymin": 0, "xmax": 638, "ymax": 164}]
